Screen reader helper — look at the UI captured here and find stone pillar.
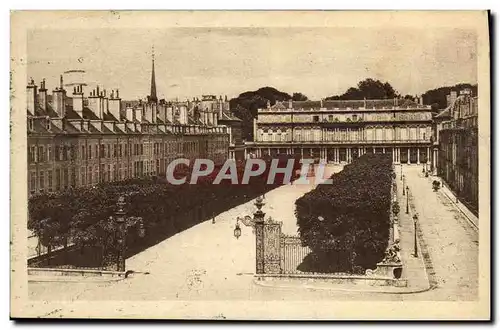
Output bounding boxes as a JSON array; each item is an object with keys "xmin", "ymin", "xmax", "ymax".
[
  {"xmin": 268, "ymin": 147, "xmax": 271, "ymax": 156},
  {"xmin": 407, "ymin": 148, "xmax": 410, "ymax": 164},
  {"xmin": 254, "ymin": 199, "xmax": 266, "ymax": 275},
  {"xmin": 427, "ymin": 147, "xmax": 430, "ymax": 164},
  {"xmin": 301, "ymin": 148, "xmax": 304, "ymax": 159},
  {"xmin": 263, "ymin": 220, "xmax": 282, "ymax": 274},
  {"xmin": 383, "ymin": 147, "xmax": 386, "ymax": 154},
  {"xmin": 417, "ymin": 148, "xmax": 420, "ymax": 164}
]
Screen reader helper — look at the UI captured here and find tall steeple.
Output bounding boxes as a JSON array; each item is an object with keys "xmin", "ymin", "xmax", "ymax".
[{"xmin": 149, "ymin": 46, "xmax": 158, "ymax": 103}]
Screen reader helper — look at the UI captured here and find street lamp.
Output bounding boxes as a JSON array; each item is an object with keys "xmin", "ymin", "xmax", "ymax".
[
  {"xmin": 402, "ymin": 175, "xmax": 406, "ymax": 196},
  {"xmin": 412, "ymin": 213, "xmax": 419, "ymax": 257},
  {"xmin": 405, "ymin": 186, "xmax": 409, "ymax": 214},
  {"xmin": 233, "ymin": 196, "xmax": 266, "ymax": 238},
  {"xmin": 113, "ymin": 196, "xmax": 145, "ymax": 272}
]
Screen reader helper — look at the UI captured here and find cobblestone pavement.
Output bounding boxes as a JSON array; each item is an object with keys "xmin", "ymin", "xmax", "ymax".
[
  {"xmin": 28, "ymin": 164, "xmax": 479, "ymax": 309},
  {"xmin": 398, "ymin": 165, "xmax": 479, "ymax": 301}
]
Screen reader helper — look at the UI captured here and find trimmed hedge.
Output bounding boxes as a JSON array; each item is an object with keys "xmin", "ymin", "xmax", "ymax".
[
  {"xmin": 295, "ymin": 153, "xmax": 393, "ymax": 274},
  {"xmin": 28, "ymin": 156, "xmax": 301, "ymax": 269}
]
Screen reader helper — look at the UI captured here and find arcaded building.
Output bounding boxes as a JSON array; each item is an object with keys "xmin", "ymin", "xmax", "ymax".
[
  {"xmin": 247, "ymin": 98, "xmax": 434, "ymax": 164},
  {"xmin": 26, "ymin": 57, "xmax": 234, "ymax": 196}
]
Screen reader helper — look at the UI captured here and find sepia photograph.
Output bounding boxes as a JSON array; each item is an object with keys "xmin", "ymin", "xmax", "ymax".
[{"xmin": 9, "ymin": 10, "xmax": 490, "ymax": 320}]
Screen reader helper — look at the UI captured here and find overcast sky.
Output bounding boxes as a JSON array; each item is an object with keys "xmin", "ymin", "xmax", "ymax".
[{"xmin": 27, "ymin": 27, "xmax": 477, "ymax": 101}]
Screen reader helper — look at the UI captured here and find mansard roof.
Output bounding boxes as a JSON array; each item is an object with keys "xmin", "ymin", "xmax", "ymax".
[
  {"xmin": 269, "ymin": 98, "xmax": 421, "ymax": 111},
  {"xmin": 33, "ymin": 103, "xmax": 59, "ymax": 118},
  {"xmin": 82, "ymin": 107, "xmax": 100, "ymax": 120},
  {"xmin": 103, "ymin": 112, "xmax": 119, "ymax": 121}
]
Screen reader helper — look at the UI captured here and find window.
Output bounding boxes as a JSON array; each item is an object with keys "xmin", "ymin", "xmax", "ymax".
[
  {"xmin": 46, "ymin": 119, "xmax": 50, "ymax": 130},
  {"xmin": 328, "ymin": 115, "xmax": 333, "ymax": 122},
  {"xmin": 113, "ymin": 144, "xmax": 117, "ymax": 158},
  {"xmin": 88, "ymin": 167, "xmax": 92, "ymax": 185},
  {"xmin": 47, "ymin": 171, "xmax": 53, "ymax": 192},
  {"xmin": 28, "ymin": 119, "xmax": 34, "ymax": 131},
  {"xmin": 29, "ymin": 146, "xmax": 36, "ymax": 163},
  {"xmin": 100, "ymin": 145, "xmax": 105, "ymax": 158},
  {"xmin": 81, "ymin": 167, "xmax": 86, "ymax": 186},
  {"xmin": 313, "ymin": 115, "xmax": 319, "ymax": 122},
  {"xmin": 38, "ymin": 146, "xmax": 44, "ymax": 162},
  {"xmin": 30, "ymin": 172, "xmax": 36, "ymax": 194},
  {"xmin": 352, "ymin": 114, "xmax": 358, "ymax": 121},
  {"xmin": 39, "ymin": 171, "xmax": 44, "ymax": 192},
  {"xmin": 63, "ymin": 169, "xmax": 69, "ymax": 189},
  {"xmin": 106, "ymin": 144, "xmax": 110, "ymax": 158},
  {"xmin": 81, "ymin": 146, "xmax": 85, "ymax": 160},
  {"xmin": 47, "ymin": 146, "xmax": 51, "ymax": 162},
  {"xmin": 88, "ymin": 145, "xmax": 92, "ymax": 159},
  {"xmin": 55, "ymin": 169, "xmax": 61, "ymax": 190},
  {"xmin": 119, "ymin": 144, "xmax": 122, "ymax": 157}
]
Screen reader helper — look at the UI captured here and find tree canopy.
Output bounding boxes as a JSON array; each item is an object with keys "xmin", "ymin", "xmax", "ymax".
[
  {"xmin": 325, "ymin": 78, "xmax": 399, "ymax": 100},
  {"xmin": 421, "ymin": 83, "xmax": 477, "ymax": 111},
  {"xmin": 229, "ymin": 87, "xmax": 302, "ymax": 141}
]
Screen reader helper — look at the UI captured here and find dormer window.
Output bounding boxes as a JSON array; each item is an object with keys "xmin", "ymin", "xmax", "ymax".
[
  {"xmin": 352, "ymin": 114, "xmax": 358, "ymax": 121},
  {"xmin": 28, "ymin": 118, "xmax": 34, "ymax": 131},
  {"xmin": 46, "ymin": 118, "xmax": 51, "ymax": 130}
]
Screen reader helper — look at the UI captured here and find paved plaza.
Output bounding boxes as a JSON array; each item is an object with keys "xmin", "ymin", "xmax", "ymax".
[{"xmin": 28, "ymin": 165, "xmax": 479, "ymax": 315}]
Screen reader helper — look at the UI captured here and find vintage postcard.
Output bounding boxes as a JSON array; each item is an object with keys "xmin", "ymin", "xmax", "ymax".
[{"xmin": 10, "ymin": 11, "xmax": 490, "ymax": 320}]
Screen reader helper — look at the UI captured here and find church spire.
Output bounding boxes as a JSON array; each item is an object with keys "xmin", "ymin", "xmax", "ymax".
[{"xmin": 149, "ymin": 46, "xmax": 158, "ymax": 103}]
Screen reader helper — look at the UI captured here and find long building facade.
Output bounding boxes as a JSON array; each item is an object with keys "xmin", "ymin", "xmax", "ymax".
[
  {"xmin": 27, "ymin": 58, "xmax": 233, "ymax": 196},
  {"xmin": 436, "ymin": 89, "xmax": 479, "ymax": 215},
  {"xmin": 246, "ymin": 98, "xmax": 434, "ymax": 164}
]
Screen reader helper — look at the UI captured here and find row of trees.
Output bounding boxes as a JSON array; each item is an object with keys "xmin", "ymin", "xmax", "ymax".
[
  {"xmin": 29, "ymin": 156, "xmax": 302, "ymax": 269},
  {"xmin": 325, "ymin": 78, "xmax": 399, "ymax": 101},
  {"xmin": 295, "ymin": 153, "xmax": 394, "ymax": 274}
]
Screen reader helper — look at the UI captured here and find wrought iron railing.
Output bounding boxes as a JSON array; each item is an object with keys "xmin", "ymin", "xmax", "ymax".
[{"xmin": 280, "ymin": 234, "xmax": 312, "ymax": 274}]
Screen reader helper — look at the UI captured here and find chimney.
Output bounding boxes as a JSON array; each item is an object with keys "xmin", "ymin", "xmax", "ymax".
[
  {"xmin": 144, "ymin": 103, "xmax": 153, "ymax": 123},
  {"xmin": 52, "ymin": 75, "xmax": 66, "ymax": 117},
  {"xmin": 179, "ymin": 105, "xmax": 188, "ymax": 125},
  {"xmin": 26, "ymin": 78, "xmax": 37, "ymax": 115},
  {"xmin": 87, "ymin": 87, "xmax": 101, "ymax": 119},
  {"xmin": 166, "ymin": 106, "xmax": 174, "ymax": 123},
  {"xmin": 125, "ymin": 105, "xmax": 134, "ymax": 122},
  {"xmin": 38, "ymin": 79, "xmax": 47, "ymax": 111},
  {"xmin": 288, "ymin": 99, "xmax": 292, "ymax": 109},
  {"xmin": 108, "ymin": 89, "xmax": 121, "ymax": 121},
  {"xmin": 418, "ymin": 95, "xmax": 424, "ymax": 106},
  {"xmin": 72, "ymin": 84, "xmax": 84, "ymax": 117},
  {"xmin": 449, "ymin": 91, "xmax": 458, "ymax": 105},
  {"xmin": 134, "ymin": 107, "xmax": 142, "ymax": 122}
]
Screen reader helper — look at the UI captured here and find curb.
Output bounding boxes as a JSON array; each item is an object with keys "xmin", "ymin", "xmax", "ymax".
[{"xmin": 252, "ymin": 277, "xmax": 432, "ymax": 295}]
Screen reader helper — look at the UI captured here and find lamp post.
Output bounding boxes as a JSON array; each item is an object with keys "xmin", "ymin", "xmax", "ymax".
[
  {"xmin": 402, "ymin": 175, "xmax": 405, "ymax": 195},
  {"xmin": 233, "ymin": 195, "xmax": 266, "ymax": 238},
  {"xmin": 412, "ymin": 213, "xmax": 419, "ymax": 257},
  {"xmin": 233, "ymin": 195, "xmax": 267, "ymax": 274},
  {"xmin": 113, "ymin": 196, "xmax": 145, "ymax": 272},
  {"xmin": 405, "ymin": 186, "xmax": 409, "ymax": 214}
]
